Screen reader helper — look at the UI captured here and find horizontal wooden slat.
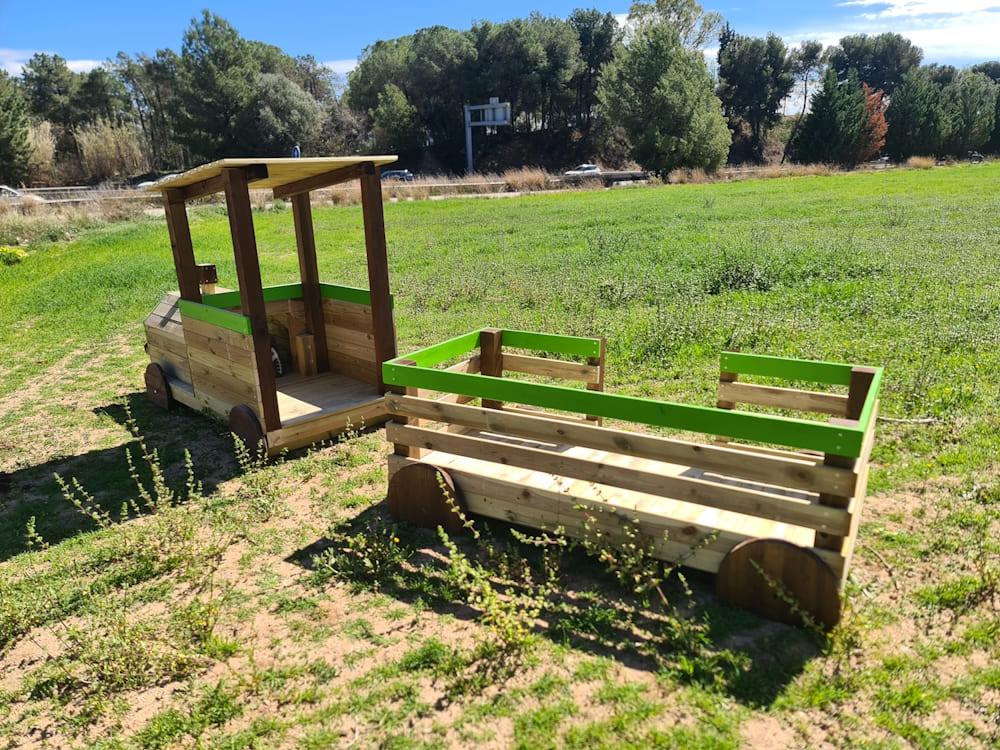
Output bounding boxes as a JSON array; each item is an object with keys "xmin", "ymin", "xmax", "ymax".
[
  {"xmin": 323, "ymin": 298, "xmax": 374, "ymax": 333},
  {"xmin": 267, "ymin": 399, "xmax": 387, "ymax": 451},
  {"xmin": 385, "ymin": 395, "xmax": 856, "ymax": 496},
  {"xmin": 183, "ymin": 329, "xmax": 255, "ymax": 368},
  {"xmin": 446, "ymin": 356, "xmax": 481, "ymax": 374},
  {"xmin": 386, "ymin": 421, "xmax": 851, "ymax": 534},
  {"xmin": 187, "ymin": 344, "xmax": 259, "ymax": 384},
  {"xmin": 145, "ymin": 327, "xmax": 188, "ymax": 359},
  {"xmin": 147, "ymin": 345, "xmax": 190, "ymax": 382},
  {"xmin": 502, "ymin": 353, "xmax": 600, "ymax": 384},
  {"xmin": 183, "ymin": 317, "xmax": 255, "ymax": 351},
  {"xmin": 718, "ymin": 381, "xmax": 849, "ymax": 417}
]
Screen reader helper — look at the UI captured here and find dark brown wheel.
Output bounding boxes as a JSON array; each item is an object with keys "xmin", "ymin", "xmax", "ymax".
[
  {"xmin": 387, "ymin": 463, "xmax": 467, "ymax": 536},
  {"xmin": 716, "ymin": 538, "xmax": 842, "ymax": 631},
  {"xmin": 229, "ymin": 404, "xmax": 268, "ymax": 455},
  {"xmin": 144, "ymin": 362, "xmax": 173, "ymax": 410}
]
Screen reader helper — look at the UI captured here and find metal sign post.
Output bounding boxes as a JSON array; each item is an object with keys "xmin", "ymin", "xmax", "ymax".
[{"xmin": 464, "ymin": 97, "xmax": 511, "ymax": 175}]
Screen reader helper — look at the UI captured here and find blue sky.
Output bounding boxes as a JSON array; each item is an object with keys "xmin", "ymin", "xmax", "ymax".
[{"xmin": 2, "ymin": 0, "xmax": 997, "ymax": 77}]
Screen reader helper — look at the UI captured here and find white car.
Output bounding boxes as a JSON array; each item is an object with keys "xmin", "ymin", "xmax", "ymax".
[{"xmin": 564, "ymin": 164, "xmax": 602, "ymax": 177}]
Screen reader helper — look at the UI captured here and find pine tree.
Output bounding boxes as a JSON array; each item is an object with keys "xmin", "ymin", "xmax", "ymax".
[
  {"xmin": 0, "ymin": 73, "xmax": 31, "ymax": 185},
  {"xmin": 792, "ymin": 68, "xmax": 866, "ymax": 165}
]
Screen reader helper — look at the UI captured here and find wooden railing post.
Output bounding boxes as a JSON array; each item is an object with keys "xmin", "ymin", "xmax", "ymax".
[
  {"xmin": 585, "ymin": 336, "xmax": 606, "ymax": 424},
  {"xmin": 162, "ymin": 189, "xmax": 201, "ymax": 303},
  {"xmin": 715, "ymin": 360, "xmax": 738, "ymax": 443},
  {"xmin": 359, "ymin": 162, "xmax": 397, "ymax": 392},
  {"xmin": 815, "ymin": 366, "xmax": 876, "ymax": 556},
  {"xmin": 479, "ymin": 328, "xmax": 503, "ymax": 409},
  {"xmin": 290, "ymin": 191, "xmax": 330, "ymax": 372},
  {"xmin": 387, "ymin": 359, "xmax": 421, "ymax": 458}
]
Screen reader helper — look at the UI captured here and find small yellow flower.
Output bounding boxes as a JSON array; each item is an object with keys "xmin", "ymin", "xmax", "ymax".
[{"xmin": 393, "ymin": 537, "xmax": 400, "ymax": 544}]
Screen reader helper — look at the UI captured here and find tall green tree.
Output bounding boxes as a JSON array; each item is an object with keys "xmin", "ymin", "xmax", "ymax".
[
  {"xmin": 569, "ymin": 10, "xmax": 621, "ymax": 129},
  {"xmin": 792, "ymin": 68, "xmax": 866, "ymax": 164},
  {"xmin": 828, "ymin": 33, "xmax": 922, "ymax": 95},
  {"xmin": 970, "ymin": 61, "xmax": 1000, "ymax": 153},
  {"xmin": 0, "ymin": 72, "xmax": 31, "ymax": 185},
  {"xmin": 19, "ymin": 54, "xmax": 78, "ymax": 127},
  {"xmin": 942, "ymin": 71, "xmax": 998, "ymax": 156},
  {"xmin": 598, "ymin": 22, "xmax": 730, "ymax": 175},
  {"xmin": 717, "ymin": 28, "xmax": 794, "ymax": 162},
  {"xmin": 71, "ymin": 68, "xmax": 130, "ymax": 125},
  {"xmin": 236, "ymin": 73, "xmax": 322, "ymax": 156},
  {"xmin": 115, "ymin": 49, "xmax": 183, "ymax": 169},
  {"xmin": 628, "ymin": 0, "xmax": 723, "ymax": 51},
  {"xmin": 370, "ymin": 83, "xmax": 423, "ymax": 153},
  {"xmin": 782, "ymin": 40, "xmax": 825, "ymax": 163},
  {"xmin": 885, "ymin": 68, "xmax": 947, "ymax": 159}
]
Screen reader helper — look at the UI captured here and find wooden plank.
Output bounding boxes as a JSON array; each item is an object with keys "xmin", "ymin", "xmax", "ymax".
[
  {"xmin": 718, "ymin": 381, "xmax": 849, "ymax": 417},
  {"xmin": 182, "ymin": 317, "xmax": 254, "ymax": 351},
  {"xmin": 187, "ymin": 344, "xmax": 259, "ymax": 384},
  {"xmin": 446, "ymin": 356, "xmax": 481, "ymax": 374},
  {"xmin": 267, "ymin": 400, "xmax": 387, "ymax": 453},
  {"xmin": 162, "ymin": 190, "xmax": 201, "ymax": 303},
  {"xmin": 168, "ymin": 377, "xmax": 234, "ymax": 418},
  {"xmin": 145, "ymin": 327, "xmax": 188, "ymax": 359},
  {"xmin": 502, "ymin": 353, "xmax": 601, "ymax": 384},
  {"xmin": 847, "ymin": 367, "xmax": 878, "ymax": 420},
  {"xmin": 223, "ymin": 166, "xmax": 280, "ymax": 431},
  {"xmin": 387, "ymin": 422, "xmax": 851, "ymax": 534},
  {"xmin": 359, "ymin": 162, "xmax": 397, "ymax": 391},
  {"xmin": 183, "ymin": 330, "xmax": 254, "ymax": 368},
  {"xmin": 189, "ymin": 360, "xmax": 261, "ymax": 400},
  {"xmin": 147, "ymin": 345, "xmax": 190, "ymax": 382},
  {"xmin": 293, "ymin": 332, "xmax": 317, "ymax": 376},
  {"xmin": 291, "ymin": 191, "xmax": 330, "ymax": 372},
  {"xmin": 271, "ymin": 162, "xmax": 365, "ymax": 200},
  {"xmin": 322, "ymin": 298, "xmax": 374, "ymax": 333},
  {"xmin": 385, "ymin": 394, "xmax": 857, "ymax": 497},
  {"xmin": 180, "ymin": 164, "xmax": 267, "ymax": 201},
  {"xmin": 480, "ymin": 328, "xmax": 503, "ymax": 409},
  {"xmin": 328, "ymin": 350, "xmax": 379, "ymax": 385},
  {"xmin": 325, "ymin": 323, "xmax": 376, "ymax": 351},
  {"xmin": 838, "ymin": 403, "xmax": 877, "ymax": 584}
]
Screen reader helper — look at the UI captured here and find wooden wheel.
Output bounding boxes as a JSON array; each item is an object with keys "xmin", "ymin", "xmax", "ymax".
[
  {"xmin": 144, "ymin": 362, "xmax": 173, "ymax": 410},
  {"xmin": 229, "ymin": 404, "xmax": 268, "ymax": 454},
  {"xmin": 387, "ymin": 463, "xmax": 467, "ymax": 536},
  {"xmin": 716, "ymin": 538, "xmax": 841, "ymax": 631}
]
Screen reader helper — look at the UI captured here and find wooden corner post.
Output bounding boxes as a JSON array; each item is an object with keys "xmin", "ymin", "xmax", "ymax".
[
  {"xmin": 222, "ymin": 167, "xmax": 280, "ymax": 432},
  {"xmin": 815, "ymin": 366, "xmax": 877, "ymax": 562},
  {"xmin": 359, "ymin": 162, "xmax": 397, "ymax": 391},
  {"xmin": 162, "ymin": 189, "xmax": 202, "ymax": 303},
  {"xmin": 290, "ymin": 191, "xmax": 330, "ymax": 372},
  {"xmin": 479, "ymin": 328, "xmax": 503, "ymax": 410}
]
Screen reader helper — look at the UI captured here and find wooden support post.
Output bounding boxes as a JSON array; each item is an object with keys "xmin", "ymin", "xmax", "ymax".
[
  {"xmin": 197, "ymin": 263, "xmax": 218, "ymax": 296},
  {"xmin": 290, "ymin": 191, "xmax": 330, "ymax": 372},
  {"xmin": 815, "ymin": 368, "xmax": 874, "ymax": 555},
  {"xmin": 479, "ymin": 328, "xmax": 503, "ymax": 409},
  {"xmin": 585, "ymin": 336, "xmax": 607, "ymax": 424},
  {"xmin": 388, "ymin": 359, "xmax": 421, "ymax": 458},
  {"xmin": 359, "ymin": 162, "xmax": 397, "ymax": 391},
  {"xmin": 715, "ymin": 367, "xmax": 738, "ymax": 443},
  {"xmin": 223, "ymin": 167, "xmax": 280, "ymax": 432},
  {"xmin": 293, "ymin": 333, "xmax": 317, "ymax": 376},
  {"xmin": 162, "ymin": 189, "xmax": 201, "ymax": 303}
]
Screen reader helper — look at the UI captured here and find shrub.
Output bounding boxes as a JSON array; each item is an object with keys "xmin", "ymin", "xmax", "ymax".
[
  {"xmin": 906, "ymin": 156, "xmax": 935, "ymax": 169},
  {"xmin": 667, "ymin": 167, "xmax": 709, "ymax": 184},
  {"xmin": 503, "ymin": 167, "xmax": 550, "ymax": 192},
  {"xmin": 0, "ymin": 246, "xmax": 26, "ymax": 265},
  {"xmin": 74, "ymin": 119, "xmax": 149, "ymax": 182}
]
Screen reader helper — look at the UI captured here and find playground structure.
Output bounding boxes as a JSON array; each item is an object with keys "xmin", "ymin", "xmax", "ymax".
[
  {"xmin": 382, "ymin": 328, "xmax": 882, "ymax": 628},
  {"xmin": 143, "ymin": 157, "xmax": 399, "ymax": 453}
]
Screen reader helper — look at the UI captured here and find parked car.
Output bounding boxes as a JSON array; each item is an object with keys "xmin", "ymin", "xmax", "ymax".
[
  {"xmin": 564, "ymin": 164, "xmax": 601, "ymax": 177},
  {"xmin": 382, "ymin": 169, "xmax": 415, "ymax": 182}
]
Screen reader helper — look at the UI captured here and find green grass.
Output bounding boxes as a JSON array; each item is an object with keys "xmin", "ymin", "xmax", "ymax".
[{"xmin": 1, "ymin": 165, "xmax": 998, "ymax": 748}]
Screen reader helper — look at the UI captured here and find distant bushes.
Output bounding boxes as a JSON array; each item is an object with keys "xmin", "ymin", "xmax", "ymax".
[
  {"xmin": 906, "ymin": 156, "xmax": 935, "ymax": 169},
  {"xmin": 74, "ymin": 119, "xmax": 149, "ymax": 182},
  {"xmin": 502, "ymin": 167, "xmax": 551, "ymax": 192}
]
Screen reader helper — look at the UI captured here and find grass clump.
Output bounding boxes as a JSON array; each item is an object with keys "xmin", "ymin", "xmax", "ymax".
[
  {"xmin": 906, "ymin": 155, "xmax": 936, "ymax": 169},
  {"xmin": 0, "ymin": 246, "xmax": 27, "ymax": 265}
]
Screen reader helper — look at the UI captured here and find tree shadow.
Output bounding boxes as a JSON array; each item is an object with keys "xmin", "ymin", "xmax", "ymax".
[
  {"xmin": 287, "ymin": 501, "xmax": 819, "ymax": 709},
  {"xmin": 0, "ymin": 391, "xmax": 241, "ymax": 561}
]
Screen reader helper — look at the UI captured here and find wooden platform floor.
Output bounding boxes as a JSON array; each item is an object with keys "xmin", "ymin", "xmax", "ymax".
[
  {"xmin": 276, "ymin": 372, "xmax": 381, "ymax": 427},
  {"xmin": 402, "ymin": 427, "xmax": 823, "ymax": 573}
]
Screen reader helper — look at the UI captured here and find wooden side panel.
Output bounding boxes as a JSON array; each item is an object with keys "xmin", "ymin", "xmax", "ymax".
[
  {"xmin": 320, "ymin": 297, "xmax": 386, "ymax": 385},
  {"xmin": 145, "ymin": 293, "xmax": 191, "ymax": 384},
  {"xmin": 181, "ymin": 316, "xmax": 264, "ymax": 420}
]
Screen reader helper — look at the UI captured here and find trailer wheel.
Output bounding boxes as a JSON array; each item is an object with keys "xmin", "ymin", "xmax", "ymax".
[
  {"xmin": 229, "ymin": 404, "xmax": 268, "ymax": 455},
  {"xmin": 716, "ymin": 538, "xmax": 841, "ymax": 631},
  {"xmin": 144, "ymin": 362, "xmax": 173, "ymax": 410},
  {"xmin": 387, "ymin": 463, "xmax": 467, "ymax": 535}
]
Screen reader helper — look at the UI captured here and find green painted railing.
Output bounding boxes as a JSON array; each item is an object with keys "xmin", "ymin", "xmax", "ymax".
[
  {"xmin": 177, "ymin": 300, "xmax": 252, "ymax": 335},
  {"xmin": 383, "ymin": 329, "xmax": 883, "ymax": 457},
  {"xmin": 200, "ymin": 283, "xmax": 389, "ymax": 310}
]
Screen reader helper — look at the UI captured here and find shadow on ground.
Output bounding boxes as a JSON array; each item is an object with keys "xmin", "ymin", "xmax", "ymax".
[
  {"xmin": 288, "ymin": 501, "xmax": 819, "ymax": 709},
  {"xmin": 0, "ymin": 391, "xmax": 241, "ymax": 560}
]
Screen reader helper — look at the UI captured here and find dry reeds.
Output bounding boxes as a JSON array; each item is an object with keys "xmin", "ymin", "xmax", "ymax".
[
  {"xmin": 74, "ymin": 119, "xmax": 149, "ymax": 182},
  {"xmin": 905, "ymin": 156, "xmax": 935, "ymax": 169},
  {"xmin": 27, "ymin": 122, "xmax": 57, "ymax": 186},
  {"xmin": 502, "ymin": 167, "xmax": 551, "ymax": 192}
]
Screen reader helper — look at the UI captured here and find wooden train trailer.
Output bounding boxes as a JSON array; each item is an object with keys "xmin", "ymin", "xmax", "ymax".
[
  {"xmin": 143, "ymin": 156, "xmax": 400, "ymax": 454},
  {"xmin": 381, "ymin": 328, "xmax": 883, "ymax": 628}
]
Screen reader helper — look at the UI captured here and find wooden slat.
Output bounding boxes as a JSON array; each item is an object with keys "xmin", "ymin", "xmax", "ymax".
[
  {"xmin": 268, "ymin": 400, "xmax": 387, "ymax": 453},
  {"xmin": 385, "ymin": 394, "xmax": 857, "ymax": 497},
  {"xmin": 168, "ymin": 377, "xmax": 234, "ymax": 418},
  {"xmin": 323, "ymin": 298, "xmax": 374, "ymax": 333},
  {"xmin": 147, "ymin": 345, "xmax": 190, "ymax": 382},
  {"xmin": 328, "ymin": 350, "xmax": 379, "ymax": 385},
  {"xmin": 183, "ymin": 329, "xmax": 255, "ymax": 368},
  {"xmin": 502, "ymin": 353, "xmax": 601, "ymax": 384},
  {"xmin": 359, "ymin": 163, "xmax": 397, "ymax": 391},
  {"xmin": 180, "ymin": 164, "xmax": 267, "ymax": 201},
  {"xmin": 145, "ymin": 327, "xmax": 188, "ymax": 359},
  {"xmin": 187, "ymin": 345, "xmax": 259, "ymax": 384},
  {"xmin": 182, "ymin": 317, "xmax": 254, "ymax": 351},
  {"xmin": 387, "ymin": 422, "xmax": 851, "ymax": 534},
  {"xmin": 585, "ymin": 336, "xmax": 606, "ymax": 424},
  {"xmin": 271, "ymin": 162, "xmax": 365, "ymax": 199},
  {"xmin": 718, "ymin": 381, "xmax": 849, "ymax": 417}
]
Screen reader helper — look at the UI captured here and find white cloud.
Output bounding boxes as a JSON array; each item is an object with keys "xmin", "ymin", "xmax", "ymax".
[
  {"xmin": 322, "ymin": 58, "xmax": 358, "ymax": 75},
  {"xmin": 0, "ymin": 49, "xmax": 103, "ymax": 76},
  {"xmin": 783, "ymin": 7, "xmax": 1000, "ymax": 62}
]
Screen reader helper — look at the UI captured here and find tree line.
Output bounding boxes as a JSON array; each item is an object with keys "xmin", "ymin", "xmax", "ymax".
[{"xmin": 1, "ymin": 1, "xmax": 998, "ymax": 186}]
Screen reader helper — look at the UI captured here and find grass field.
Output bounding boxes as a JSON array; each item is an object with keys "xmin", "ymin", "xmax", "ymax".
[{"xmin": 0, "ymin": 165, "xmax": 997, "ymax": 748}]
